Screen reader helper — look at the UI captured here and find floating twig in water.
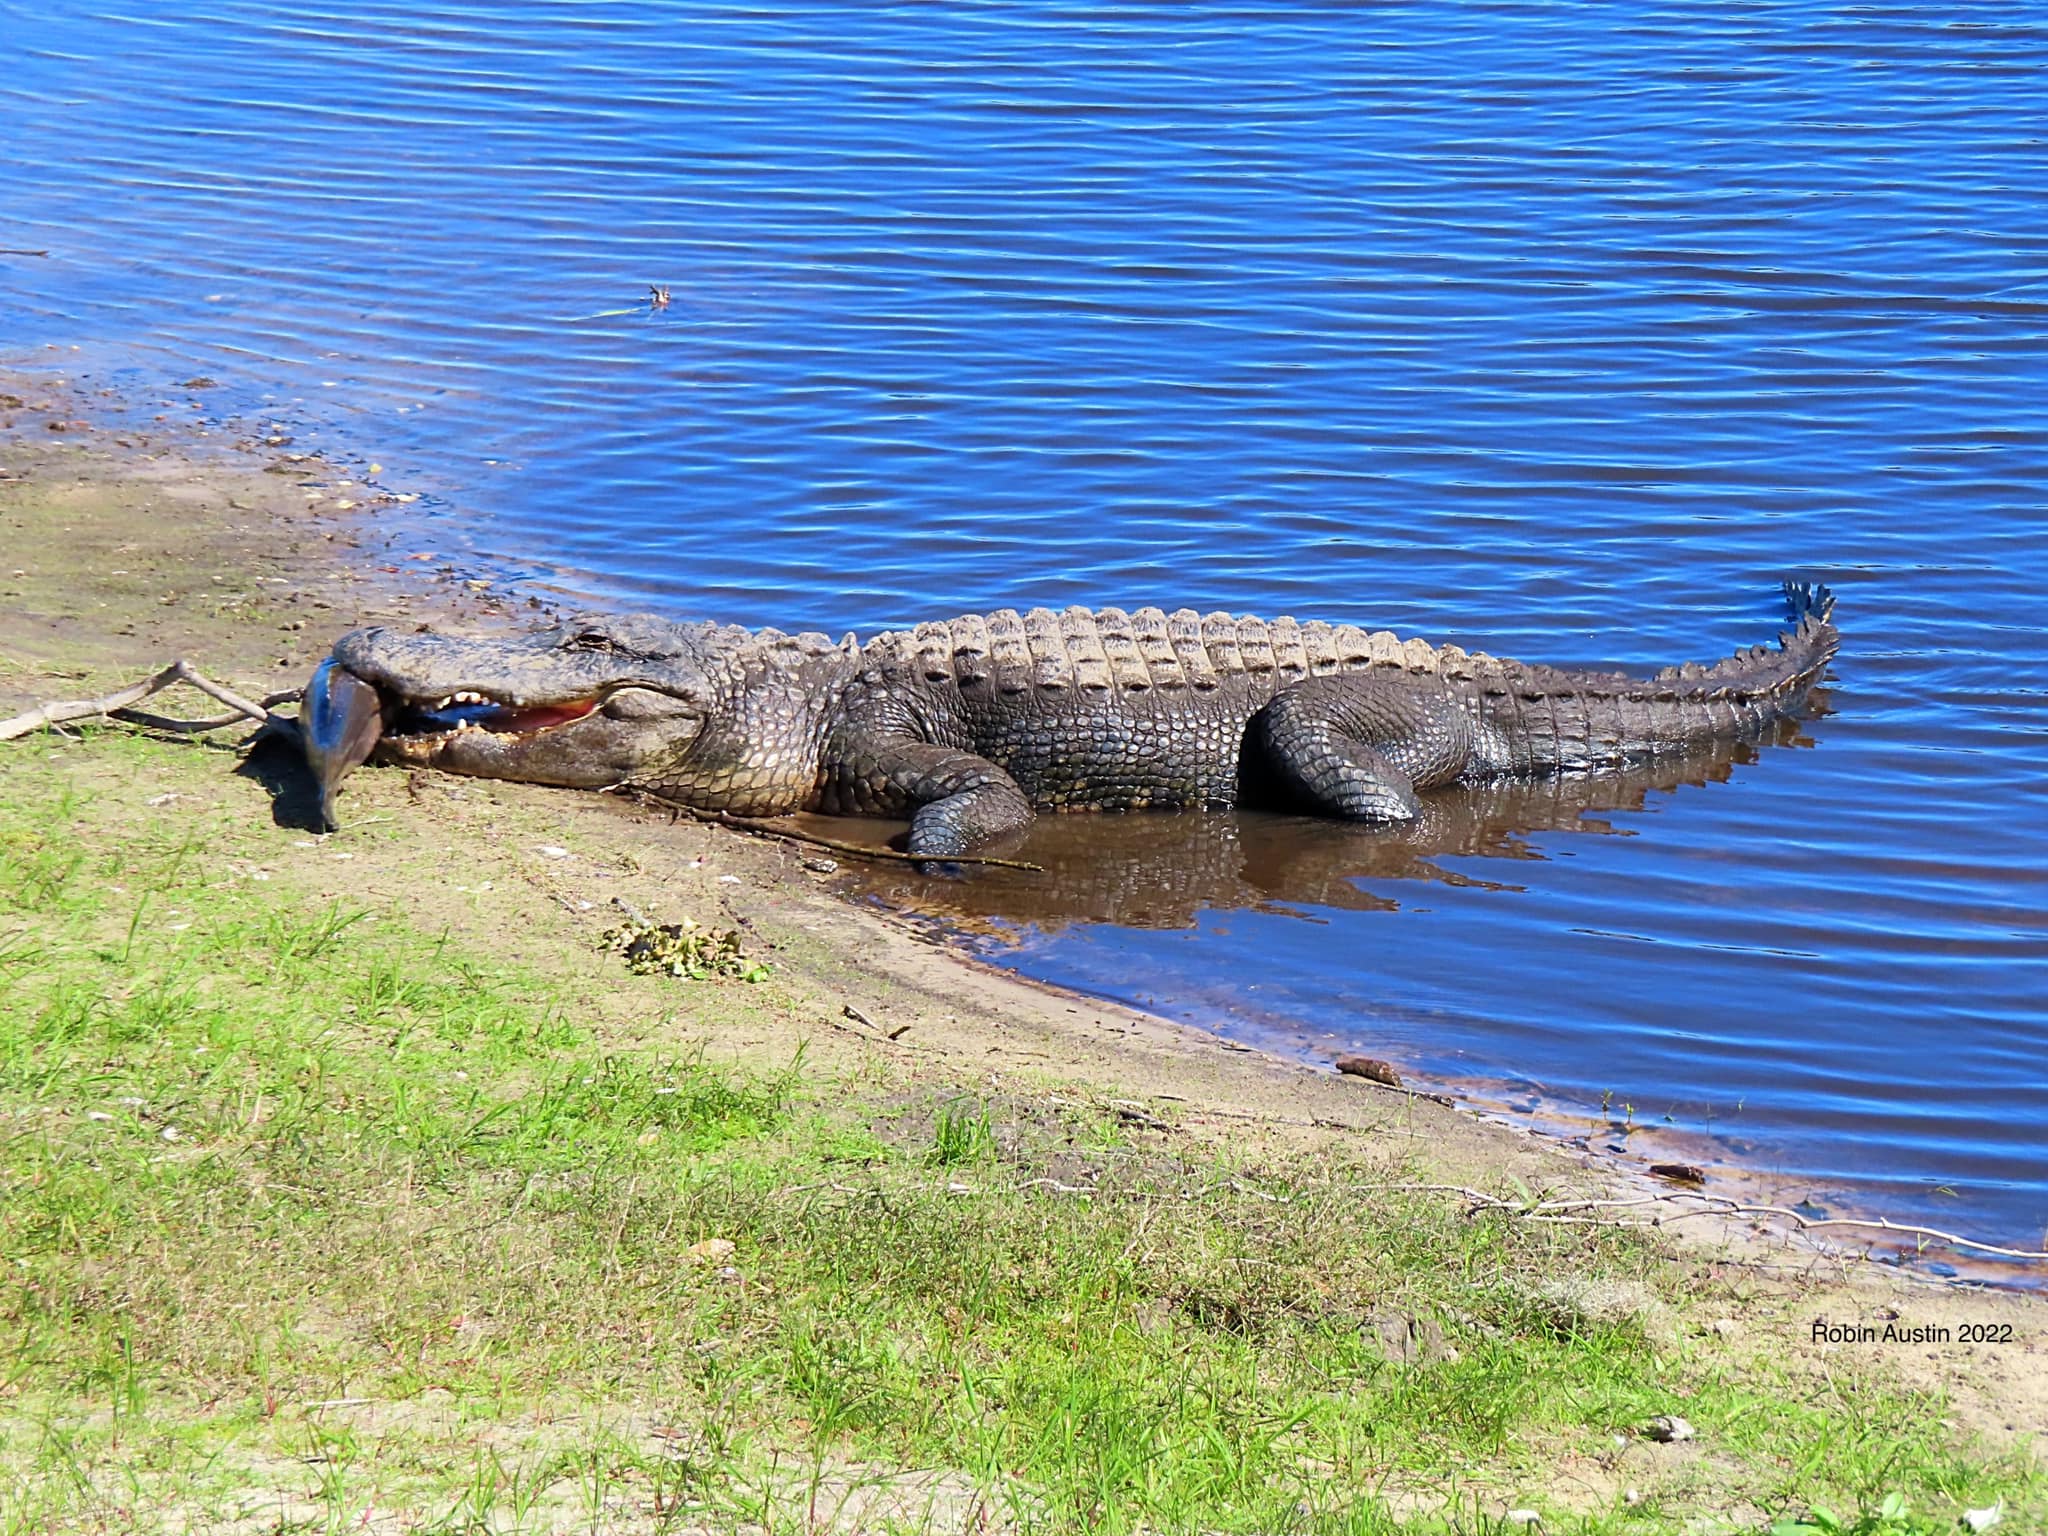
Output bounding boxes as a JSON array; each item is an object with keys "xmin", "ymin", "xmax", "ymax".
[{"xmin": 554, "ymin": 286, "xmax": 677, "ymax": 322}]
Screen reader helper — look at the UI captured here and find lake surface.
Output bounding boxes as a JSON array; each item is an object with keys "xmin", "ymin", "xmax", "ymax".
[{"xmin": 4, "ymin": 1, "xmax": 2045, "ymax": 1257}]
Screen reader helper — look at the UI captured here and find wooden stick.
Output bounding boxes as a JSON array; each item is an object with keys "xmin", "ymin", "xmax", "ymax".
[
  {"xmin": 1348, "ymin": 1182, "xmax": 2048, "ymax": 1263},
  {"xmin": 112, "ymin": 689, "xmax": 304, "ymax": 735},
  {"xmin": 1640, "ymin": 1197, "xmax": 2048, "ymax": 1263},
  {"xmin": 827, "ymin": 1015, "xmax": 897, "ymax": 1046},
  {"xmin": 626, "ymin": 788, "xmax": 1044, "ymax": 872},
  {"xmin": 168, "ymin": 665, "xmax": 284, "ymax": 726},
  {"xmin": 0, "ymin": 662, "xmax": 298, "ymax": 741},
  {"xmin": 841, "ymin": 1003, "xmax": 912, "ymax": 1042},
  {"xmin": 743, "ymin": 1161, "xmax": 2045, "ymax": 1265},
  {"xmin": 1, "ymin": 662, "xmax": 186, "ymax": 739}
]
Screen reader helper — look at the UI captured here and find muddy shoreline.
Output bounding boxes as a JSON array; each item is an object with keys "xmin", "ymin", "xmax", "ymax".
[
  {"xmin": 6, "ymin": 358, "xmax": 2047, "ymax": 1448},
  {"xmin": 0, "ymin": 357, "xmax": 2028, "ymax": 1263},
  {"xmin": 0, "ymin": 358, "xmax": 1593, "ymax": 1185}
]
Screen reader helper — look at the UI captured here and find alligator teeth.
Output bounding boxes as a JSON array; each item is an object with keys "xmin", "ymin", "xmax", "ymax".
[{"xmin": 433, "ymin": 690, "xmax": 494, "ymax": 709}]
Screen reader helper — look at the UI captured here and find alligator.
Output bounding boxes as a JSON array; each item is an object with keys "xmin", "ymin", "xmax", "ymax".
[{"xmin": 302, "ymin": 583, "xmax": 1838, "ymax": 857}]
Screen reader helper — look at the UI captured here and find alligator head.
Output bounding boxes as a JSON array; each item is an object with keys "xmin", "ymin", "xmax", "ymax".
[{"xmin": 301, "ymin": 614, "xmax": 748, "ymax": 830}]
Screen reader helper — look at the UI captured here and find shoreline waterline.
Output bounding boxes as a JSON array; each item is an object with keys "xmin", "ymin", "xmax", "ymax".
[{"xmin": 3, "ymin": 355, "xmax": 2040, "ymax": 1287}]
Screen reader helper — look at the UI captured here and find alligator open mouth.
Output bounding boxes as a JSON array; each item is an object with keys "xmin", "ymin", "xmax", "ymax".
[
  {"xmin": 385, "ymin": 689, "xmax": 602, "ymax": 742},
  {"xmin": 303, "ymin": 659, "xmax": 615, "ymax": 831}
]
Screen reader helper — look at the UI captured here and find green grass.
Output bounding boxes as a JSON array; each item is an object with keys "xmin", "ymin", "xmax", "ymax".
[{"xmin": 0, "ymin": 732, "xmax": 2038, "ymax": 1533}]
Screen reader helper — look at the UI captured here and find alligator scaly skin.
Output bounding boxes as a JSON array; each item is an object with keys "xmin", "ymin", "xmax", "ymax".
[{"xmin": 318, "ymin": 584, "xmax": 1839, "ymax": 858}]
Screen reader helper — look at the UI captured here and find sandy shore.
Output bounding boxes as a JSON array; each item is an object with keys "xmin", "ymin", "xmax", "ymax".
[
  {"xmin": 4, "ymin": 360, "xmax": 2044, "ymax": 1458},
  {"xmin": 0, "ymin": 361, "xmax": 1590, "ymax": 1185}
]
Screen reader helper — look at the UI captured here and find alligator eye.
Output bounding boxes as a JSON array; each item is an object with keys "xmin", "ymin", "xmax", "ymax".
[{"xmin": 565, "ymin": 631, "xmax": 669, "ymax": 663}]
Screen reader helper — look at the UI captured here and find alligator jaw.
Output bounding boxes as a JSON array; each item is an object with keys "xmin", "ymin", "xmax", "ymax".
[
  {"xmin": 301, "ymin": 658, "xmax": 607, "ymax": 828},
  {"xmin": 383, "ymin": 691, "xmax": 603, "ymax": 745}
]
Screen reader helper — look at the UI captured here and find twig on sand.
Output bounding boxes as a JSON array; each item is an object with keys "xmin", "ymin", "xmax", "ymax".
[
  {"xmin": 0, "ymin": 660, "xmax": 301, "ymax": 742},
  {"xmin": 1354, "ymin": 1182, "xmax": 2048, "ymax": 1263},
  {"xmin": 827, "ymin": 1014, "xmax": 905, "ymax": 1047},
  {"xmin": 625, "ymin": 788, "xmax": 1044, "ymax": 873},
  {"xmin": 840, "ymin": 1002, "xmax": 912, "ymax": 1042},
  {"xmin": 109, "ymin": 699, "xmax": 301, "ymax": 734},
  {"xmin": 754, "ymin": 1161, "xmax": 2047, "ymax": 1268},
  {"xmin": 1606, "ymin": 1193, "xmax": 2048, "ymax": 1263}
]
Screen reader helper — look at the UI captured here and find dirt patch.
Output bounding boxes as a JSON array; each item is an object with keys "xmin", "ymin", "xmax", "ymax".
[
  {"xmin": 0, "ymin": 365, "xmax": 524, "ymax": 690},
  {"xmin": 4, "ymin": 360, "xmax": 2045, "ymax": 1461}
]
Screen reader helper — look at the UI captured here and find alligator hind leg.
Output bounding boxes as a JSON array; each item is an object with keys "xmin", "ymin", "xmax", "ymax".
[
  {"xmin": 827, "ymin": 735, "xmax": 1034, "ymax": 859},
  {"xmin": 1250, "ymin": 675, "xmax": 1473, "ymax": 822}
]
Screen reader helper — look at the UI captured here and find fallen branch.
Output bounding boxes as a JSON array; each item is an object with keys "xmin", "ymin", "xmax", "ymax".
[
  {"xmin": 748, "ymin": 1165, "xmax": 2048, "ymax": 1268},
  {"xmin": 1358, "ymin": 1182, "xmax": 2048, "ymax": 1264},
  {"xmin": 842, "ymin": 1002, "xmax": 912, "ymax": 1042},
  {"xmin": 826, "ymin": 1015, "xmax": 899, "ymax": 1046},
  {"xmin": 1106, "ymin": 1099, "xmax": 1173, "ymax": 1132},
  {"xmin": 1018, "ymin": 1177, "xmax": 1100, "ymax": 1196},
  {"xmin": 625, "ymin": 788, "xmax": 1044, "ymax": 872},
  {"xmin": 114, "ymin": 695, "xmax": 303, "ymax": 734},
  {"xmin": 1636, "ymin": 1195, "xmax": 2048, "ymax": 1264},
  {"xmin": 0, "ymin": 660, "xmax": 300, "ymax": 742},
  {"xmin": 1331, "ymin": 1076, "xmax": 1458, "ymax": 1109}
]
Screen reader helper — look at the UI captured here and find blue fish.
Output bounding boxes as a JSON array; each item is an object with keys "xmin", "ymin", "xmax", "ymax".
[{"xmin": 301, "ymin": 656, "xmax": 385, "ymax": 831}]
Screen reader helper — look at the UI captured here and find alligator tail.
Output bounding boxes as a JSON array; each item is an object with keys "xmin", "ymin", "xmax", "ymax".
[
  {"xmin": 1776, "ymin": 578, "xmax": 1841, "ymax": 692},
  {"xmin": 1648, "ymin": 580, "xmax": 1839, "ymax": 702},
  {"xmin": 1486, "ymin": 582, "xmax": 1840, "ymax": 773}
]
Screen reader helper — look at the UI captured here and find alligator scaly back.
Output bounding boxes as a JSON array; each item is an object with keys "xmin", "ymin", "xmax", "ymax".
[
  {"xmin": 873, "ymin": 582, "xmax": 1837, "ymax": 708},
  {"xmin": 882, "ymin": 604, "xmax": 1468, "ymax": 695}
]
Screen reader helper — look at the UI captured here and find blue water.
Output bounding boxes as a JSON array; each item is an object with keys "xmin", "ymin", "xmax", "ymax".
[{"xmin": 3, "ymin": 1, "xmax": 2045, "ymax": 1251}]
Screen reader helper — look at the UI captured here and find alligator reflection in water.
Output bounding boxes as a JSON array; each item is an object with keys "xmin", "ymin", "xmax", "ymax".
[{"xmin": 842, "ymin": 717, "xmax": 1813, "ymax": 934}]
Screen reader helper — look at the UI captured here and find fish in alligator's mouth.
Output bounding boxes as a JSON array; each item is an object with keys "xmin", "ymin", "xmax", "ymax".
[
  {"xmin": 300, "ymin": 666, "xmax": 679, "ymax": 832},
  {"xmin": 302, "ymin": 658, "xmax": 386, "ymax": 831}
]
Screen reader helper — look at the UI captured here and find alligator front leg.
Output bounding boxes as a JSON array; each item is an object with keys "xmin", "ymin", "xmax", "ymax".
[
  {"xmin": 1250, "ymin": 675, "xmax": 1474, "ymax": 822},
  {"xmin": 830, "ymin": 735, "xmax": 1035, "ymax": 859}
]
